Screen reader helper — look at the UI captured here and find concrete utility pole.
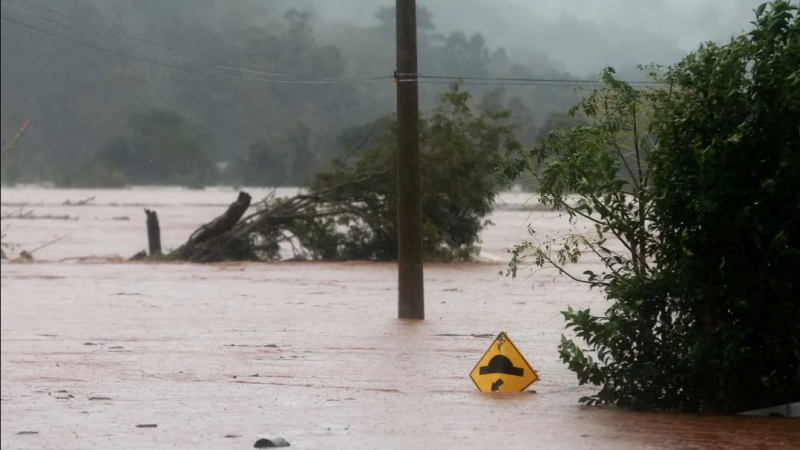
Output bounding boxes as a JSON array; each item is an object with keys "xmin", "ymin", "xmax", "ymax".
[{"xmin": 396, "ymin": 0, "xmax": 424, "ymax": 320}]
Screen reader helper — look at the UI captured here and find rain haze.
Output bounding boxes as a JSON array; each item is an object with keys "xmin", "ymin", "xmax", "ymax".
[
  {"xmin": 2, "ymin": 1, "xmax": 798, "ymax": 449},
  {"xmin": 317, "ymin": 0, "xmax": 765, "ymax": 72},
  {"xmin": 0, "ymin": 0, "xmax": 768, "ymax": 174}
]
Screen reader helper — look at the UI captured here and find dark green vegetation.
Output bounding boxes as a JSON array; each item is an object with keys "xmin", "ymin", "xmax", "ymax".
[
  {"xmin": 302, "ymin": 83, "xmax": 519, "ymax": 261},
  {"xmin": 0, "ymin": 0, "xmax": 608, "ymax": 188},
  {"xmin": 167, "ymin": 84, "xmax": 518, "ymax": 262},
  {"xmin": 501, "ymin": 1, "xmax": 799, "ymax": 412},
  {"xmin": 59, "ymin": 108, "xmax": 216, "ymax": 188}
]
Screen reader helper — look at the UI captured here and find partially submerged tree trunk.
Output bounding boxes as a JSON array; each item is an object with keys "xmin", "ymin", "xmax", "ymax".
[
  {"xmin": 172, "ymin": 191, "xmax": 252, "ymax": 262},
  {"xmin": 145, "ymin": 209, "xmax": 162, "ymax": 256},
  {"xmin": 161, "ymin": 174, "xmax": 387, "ymax": 263},
  {"xmin": 189, "ymin": 192, "xmax": 252, "ymax": 246}
]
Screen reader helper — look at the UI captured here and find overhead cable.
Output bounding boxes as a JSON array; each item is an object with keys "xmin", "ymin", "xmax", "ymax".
[
  {"xmin": 7, "ymin": 0, "xmax": 388, "ymax": 82},
  {"xmin": 0, "ymin": 15, "xmax": 392, "ymax": 85}
]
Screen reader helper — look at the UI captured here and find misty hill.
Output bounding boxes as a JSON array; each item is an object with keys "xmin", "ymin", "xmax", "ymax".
[{"xmin": 0, "ymin": 0, "xmax": 761, "ymax": 187}]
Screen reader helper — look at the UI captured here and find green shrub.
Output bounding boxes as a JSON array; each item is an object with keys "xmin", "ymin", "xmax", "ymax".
[
  {"xmin": 645, "ymin": 0, "xmax": 800, "ymax": 411},
  {"xmin": 298, "ymin": 82, "xmax": 521, "ymax": 261},
  {"xmin": 499, "ymin": 1, "xmax": 799, "ymax": 412}
]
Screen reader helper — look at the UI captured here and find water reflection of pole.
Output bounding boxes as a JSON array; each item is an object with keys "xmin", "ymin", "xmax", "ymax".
[{"xmin": 396, "ymin": 0, "xmax": 424, "ymax": 320}]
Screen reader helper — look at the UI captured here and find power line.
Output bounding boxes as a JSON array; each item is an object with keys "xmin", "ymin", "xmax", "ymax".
[
  {"xmin": 1, "ymin": 0, "xmax": 188, "ymax": 64},
  {"xmin": 0, "ymin": 15, "xmax": 392, "ymax": 85},
  {"xmin": 7, "ymin": 0, "xmax": 389, "ymax": 83},
  {"xmin": 2, "ymin": 1, "xmax": 86, "ymax": 34},
  {"xmin": 414, "ymin": 74, "xmax": 663, "ymax": 85},
  {"xmin": 1, "ymin": 15, "xmax": 205, "ymax": 74},
  {"xmin": 1, "ymin": 2, "xmax": 664, "ymax": 90},
  {"xmin": 414, "ymin": 79, "xmax": 611, "ymax": 87},
  {"xmin": 396, "ymin": 78, "xmax": 663, "ymax": 89},
  {"xmin": 395, "ymin": 73, "xmax": 663, "ymax": 87}
]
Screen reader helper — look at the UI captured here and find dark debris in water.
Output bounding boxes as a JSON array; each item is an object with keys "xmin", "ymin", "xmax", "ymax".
[
  {"xmin": 435, "ymin": 333, "xmax": 494, "ymax": 338},
  {"xmin": 254, "ymin": 437, "xmax": 291, "ymax": 448},
  {"xmin": 224, "ymin": 344, "xmax": 280, "ymax": 348}
]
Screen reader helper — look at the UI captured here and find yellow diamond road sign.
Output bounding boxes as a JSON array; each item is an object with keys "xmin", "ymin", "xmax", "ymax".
[{"xmin": 470, "ymin": 332, "xmax": 539, "ymax": 392}]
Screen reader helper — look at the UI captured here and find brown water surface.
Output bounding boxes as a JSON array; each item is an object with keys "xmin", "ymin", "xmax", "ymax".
[{"xmin": 2, "ymin": 187, "xmax": 797, "ymax": 449}]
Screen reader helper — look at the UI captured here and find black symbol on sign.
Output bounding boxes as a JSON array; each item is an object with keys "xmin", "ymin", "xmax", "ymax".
[
  {"xmin": 479, "ymin": 355, "xmax": 524, "ymax": 377},
  {"xmin": 491, "ymin": 379, "xmax": 504, "ymax": 391}
]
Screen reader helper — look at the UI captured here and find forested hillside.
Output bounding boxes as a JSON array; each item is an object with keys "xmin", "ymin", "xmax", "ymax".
[{"xmin": 0, "ymin": 0, "xmax": 739, "ymax": 187}]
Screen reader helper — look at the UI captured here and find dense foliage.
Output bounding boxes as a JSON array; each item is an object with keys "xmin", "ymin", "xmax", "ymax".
[
  {"xmin": 97, "ymin": 108, "xmax": 215, "ymax": 187},
  {"xmin": 499, "ymin": 66, "xmax": 663, "ymax": 404},
  {"xmin": 287, "ymin": 83, "xmax": 520, "ymax": 261},
  {"xmin": 501, "ymin": 1, "xmax": 799, "ymax": 412},
  {"xmin": 167, "ymin": 84, "xmax": 519, "ymax": 263},
  {"xmin": 644, "ymin": 1, "xmax": 800, "ymax": 411},
  {"xmin": 1, "ymin": 0, "xmax": 658, "ymax": 187}
]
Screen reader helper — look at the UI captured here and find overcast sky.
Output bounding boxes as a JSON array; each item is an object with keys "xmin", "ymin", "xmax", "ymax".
[{"xmin": 314, "ymin": 0, "xmax": 765, "ymax": 73}]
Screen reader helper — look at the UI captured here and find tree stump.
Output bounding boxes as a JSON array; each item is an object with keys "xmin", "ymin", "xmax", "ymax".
[{"xmin": 145, "ymin": 209, "xmax": 162, "ymax": 256}]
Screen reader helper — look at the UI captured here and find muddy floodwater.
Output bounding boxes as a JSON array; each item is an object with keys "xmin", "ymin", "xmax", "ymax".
[{"xmin": 1, "ymin": 187, "xmax": 798, "ymax": 449}]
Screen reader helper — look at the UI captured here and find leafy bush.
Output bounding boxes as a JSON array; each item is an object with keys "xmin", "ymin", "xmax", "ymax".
[
  {"xmin": 499, "ymin": 1, "xmax": 799, "ymax": 412},
  {"xmin": 500, "ymin": 67, "xmax": 664, "ymax": 407},
  {"xmin": 645, "ymin": 1, "xmax": 800, "ymax": 411},
  {"xmin": 295, "ymin": 82, "xmax": 521, "ymax": 261}
]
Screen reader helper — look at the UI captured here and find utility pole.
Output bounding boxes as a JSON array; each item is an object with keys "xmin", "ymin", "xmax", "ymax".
[{"xmin": 396, "ymin": 0, "xmax": 424, "ymax": 320}]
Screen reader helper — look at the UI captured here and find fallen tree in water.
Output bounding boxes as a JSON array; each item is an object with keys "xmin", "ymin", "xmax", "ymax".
[
  {"xmin": 142, "ymin": 83, "xmax": 521, "ymax": 263},
  {"xmin": 151, "ymin": 169, "xmax": 391, "ymax": 263}
]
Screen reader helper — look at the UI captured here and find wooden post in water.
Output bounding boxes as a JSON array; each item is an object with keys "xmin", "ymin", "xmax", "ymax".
[
  {"xmin": 145, "ymin": 209, "xmax": 162, "ymax": 256},
  {"xmin": 396, "ymin": 0, "xmax": 424, "ymax": 319}
]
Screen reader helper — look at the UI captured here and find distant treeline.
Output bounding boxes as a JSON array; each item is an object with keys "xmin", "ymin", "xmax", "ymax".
[{"xmin": 1, "ymin": 0, "xmax": 651, "ymax": 188}]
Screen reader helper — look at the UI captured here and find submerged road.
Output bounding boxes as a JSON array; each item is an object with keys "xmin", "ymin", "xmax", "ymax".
[
  {"xmin": 2, "ymin": 262, "xmax": 797, "ymax": 449},
  {"xmin": 1, "ymin": 187, "xmax": 797, "ymax": 449}
]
